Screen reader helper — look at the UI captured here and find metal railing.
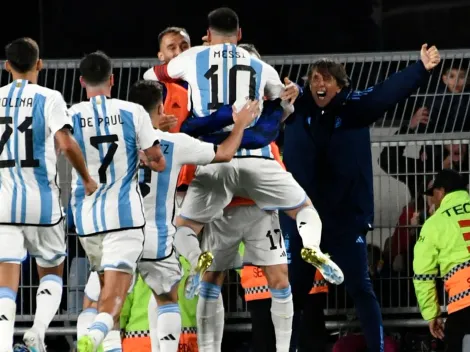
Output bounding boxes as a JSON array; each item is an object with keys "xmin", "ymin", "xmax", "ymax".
[{"xmin": 4, "ymin": 49, "xmax": 470, "ymax": 336}]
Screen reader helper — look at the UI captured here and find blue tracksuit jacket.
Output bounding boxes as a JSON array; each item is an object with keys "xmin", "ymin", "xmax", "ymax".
[{"xmin": 283, "ymin": 60, "xmax": 430, "ymax": 239}]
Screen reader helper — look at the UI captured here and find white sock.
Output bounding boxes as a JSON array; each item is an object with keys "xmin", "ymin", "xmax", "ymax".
[
  {"xmin": 33, "ymin": 274, "xmax": 63, "ymax": 340},
  {"xmin": 213, "ymin": 295, "xmax": 224, "ymax": 352},
  {"xmin": 157, "ymin": 303, "xmax": 181, "ymax": 352},
  {"xmin": 87, "ymin": 312, "xmax": 114, "ymax": 348},
  {"xmin": 77, "ymin": 307, "xmax": 97, "ymax": 339},
  {"xmin": 103, "ymin": 329, "xmax": 122, "ymax": 351},
  {"xmin": 173, "ymin": 226, "xmax": 201, "ymax": 268},
  {"xmin": 197, "ymin": 282, "xmax": 224, "ymax": 352},
  {"xmin": 295, "ymin": 206, "xmax": 322, "ymax": 248},
  {"xmin": 148, "ymin": 295, "xmax": 160, "ymax": 352},
  {"xmin": 270, "ymin": 286, "xmax": 294, "ymax": 352},
  {"xmin": 0, "ymin": 288, "xmax": 17, "ymax": 352}
]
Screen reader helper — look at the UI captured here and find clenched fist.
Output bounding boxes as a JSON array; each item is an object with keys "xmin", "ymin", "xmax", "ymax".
[{"xmin": 420, "ymin": 44, "xmax": 441, "ymax": 71}]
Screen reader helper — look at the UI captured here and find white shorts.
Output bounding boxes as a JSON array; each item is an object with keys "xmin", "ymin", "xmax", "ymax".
[
  {"xmin": 0, "ymin": 221, "xmax": 66, "ymax": 268},
  {"xmin": 180, "ymin": 158, "xmax": 307, "ymax": 224},
  {"xmin": 84, "ymin": 270, "xmax": 137, "ymax": 302},
  {"xmin": 201, "ymin": 205, "xmax": 288, "ymax": 271},
  {"xmin": 138, "ymin": 251, "xmax": 182, "ymax": 295},
  {"xmin": 79, "ymin": 229, "xmax": 144, "ymax": 274}
]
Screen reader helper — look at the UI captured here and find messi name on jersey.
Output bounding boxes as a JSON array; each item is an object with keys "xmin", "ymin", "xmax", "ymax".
[
  {"xmin": 80, "ymin": 114, "xmax": 123, "ymax": 127},
  {"xmin": 213, "ymin": 49, "xmax": 247, "ymax": 59}
]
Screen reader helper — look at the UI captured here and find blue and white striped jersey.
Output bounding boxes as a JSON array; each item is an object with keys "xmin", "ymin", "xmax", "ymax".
[
  {"xmin": 69, "ymin": 96, "xmax": 159, "ymax": 236},
  {"xmin": 139, "ymin": 130, "xmax": 215, "ymax": 260},
  {"xmin": 149, "ymin": 44, "xmax": 285, "ymax": 159},
  {"xmin": 0, "ymin": 80, "xmax": 71, "ymax": 225}
]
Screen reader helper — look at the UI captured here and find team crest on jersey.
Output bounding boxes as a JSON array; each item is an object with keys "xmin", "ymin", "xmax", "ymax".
[
  {"xmin": 16, "ymin": 82, "xmax": 22, "ymax": 88},
  {"xmin": 95, "ymin": 96, "xmax": 102, "ymax": 105}
]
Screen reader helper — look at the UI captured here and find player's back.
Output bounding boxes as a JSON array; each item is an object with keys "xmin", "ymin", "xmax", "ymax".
[
  {"xmin": 0, "ymin": 79, "xmax": 70, "ymax": 225},
  {"xmin": 181, "ymin": 44, "xmax": 282, "ymax": 118},
  {"xmin": 69, "ymin": 96, "xmax": 153, "ymax": 236},
  {"xmin": 139, "ymin": 130, "xmax": 216, "ymax": 259}
]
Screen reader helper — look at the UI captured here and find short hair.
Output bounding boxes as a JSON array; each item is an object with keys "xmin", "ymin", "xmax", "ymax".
[
  {"xmin": 208, "ymin": 7, "xmax": 239, "ymax": 35},
  {"xmin": 307, "ymin": 59, "xmax": 350, "ymax": 88},
  {"xmin": 79, "ymin": 51, "xmax": 113, "ymax": 86},
  {"xmin": 5, "ymin": 37, "xmax": 39, "ymax": 73},
  {"xmin": 239, "ymin": 43, "xmax": 260, "ymax": 59},
  {"xmin": 128, "ymin": 80, "xmax": 163, "ymax": 113},
  {"xmin": 158, "ymin": 27, "xmax": 190, "ymax": 48}
]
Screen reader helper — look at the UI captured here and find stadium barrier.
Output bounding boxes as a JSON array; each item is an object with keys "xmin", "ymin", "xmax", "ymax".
[{"xmin": 3, "ymin": 49, "xmax": 470, "ymax": 335}]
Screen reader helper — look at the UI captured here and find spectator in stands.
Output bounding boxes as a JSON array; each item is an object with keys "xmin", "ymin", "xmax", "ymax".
[
  {"xmin": 413, "ymin": 169, "xmax": 470, "ymax": 351},
  {"xmin": 379, "ymin": 122, "xmax": 469, "ymax": 198},
  {"xmin": 281, "ymin": 44, "xmax": 440, "ymax": 352},
  {"xmin": 410, "ymin": 64, "xmax": 468, "ymax": 134}
]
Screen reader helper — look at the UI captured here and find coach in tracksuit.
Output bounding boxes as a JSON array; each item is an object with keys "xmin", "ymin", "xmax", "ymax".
[{"xmin": 281, "ymin": 44, "xmax": 440, "ymax": 352}]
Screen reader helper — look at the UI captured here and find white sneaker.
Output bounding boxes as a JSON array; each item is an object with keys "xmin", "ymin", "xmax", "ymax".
[
  {"xmin": 23, "ymin": 328, "xmax": 46, "ymax": 352},
  {"xmin": 301, "ymin": 247, "xmax": 344, "ymax": 285}
]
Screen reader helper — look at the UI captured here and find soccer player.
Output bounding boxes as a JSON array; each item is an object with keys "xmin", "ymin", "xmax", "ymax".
[
  {"xmin": 153, "ymin": 7, "xmax": 344, "ymax": 295},
  {"xmin": 70, "ymin": 51, "xmax": 165, "ymax": 352},
  {"xmin": 128, "ymin": 79, "xmax": 259, "ymax": 352},
  {"xmin": 0, "ymin": 37, "xmax": 97, "ymax": 352}
]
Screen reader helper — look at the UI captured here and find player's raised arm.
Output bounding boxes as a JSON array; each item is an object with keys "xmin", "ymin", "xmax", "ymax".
[
  {"xmin": 152, "ymin": 47, "xmax": 198, "ymax": 82},
  {"xmin": 48, "ymin": 93, "xmax": 97, "ymax": 195}
]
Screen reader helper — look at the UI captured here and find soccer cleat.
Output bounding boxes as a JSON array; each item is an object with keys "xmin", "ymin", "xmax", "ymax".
[
  {"xmin": 77, "ymin": 336, "xmax": 95, "ymax": 352},
  {"xmin": 185, "ymin": 251, "xmax": 214, "ymax": 299},
  {"xmin": 301, "ymin": 247, "xmax": 344, "ymax": 285},
  {"xmin": 23, "ymin": 328, "xmax": 46, "ymax": 352}
]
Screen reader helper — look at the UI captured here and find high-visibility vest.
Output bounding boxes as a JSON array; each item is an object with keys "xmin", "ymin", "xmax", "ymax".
[{"xmin": 240, "ymin": 265, "xmax": 328, "ymax": 301}]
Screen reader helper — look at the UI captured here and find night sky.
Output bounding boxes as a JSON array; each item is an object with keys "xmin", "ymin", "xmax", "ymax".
[{"xmin": 2, "ymin": 0, "xmax": 470, "ymax": 59}]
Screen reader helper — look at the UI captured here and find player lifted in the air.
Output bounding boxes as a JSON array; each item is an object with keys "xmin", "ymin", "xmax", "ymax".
[
  {"xmin": 128, "ymin": 80, "xmax": 259, "ymax": 352},
  {"xmin": 0, "ymin": 37, "xmax": 97, "ymax": 352},
  {"xmin": 153, "ymin": 7, "xmax": 344, "ymax": 290},
  {"xmin": 69, "ymin": 52, "xmax": 165, "ymax": 352}
]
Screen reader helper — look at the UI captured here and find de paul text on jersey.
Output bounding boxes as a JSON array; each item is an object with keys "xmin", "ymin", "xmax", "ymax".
[{"xmin": 80, "ymin": 115, "xmax": 123, "ymax": 128}]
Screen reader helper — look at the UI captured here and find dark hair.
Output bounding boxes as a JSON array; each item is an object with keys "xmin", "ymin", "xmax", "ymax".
[
  {"xmin": 208, "ymin": 7, "xmax": 239, "ymax": 35},
  {"xmin": 128, "ymin": 80, "xmax": 163, "ymax": 113},
  {"xmin": 79, "ymin": 51, "xmax": 112, "ymax": 86},
  {"xmin": 239, "ymin": 43, "xmax": 260, "ymax": 59},
  {"xmin": 5, "ymin": 37, "xmax": 39, "ymax": 73},
  {"xmin": 158, "ymin": 27, "xmax": 190, "ymax": 48},
  {"xmin": 307, "ymin": 59, "xmax": 350, "ymax": 88}
]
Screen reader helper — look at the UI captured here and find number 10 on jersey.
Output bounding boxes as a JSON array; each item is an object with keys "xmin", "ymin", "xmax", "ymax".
[{"xmin": 204, "ymin": 64, "xmax": 257, "ymax": 110}]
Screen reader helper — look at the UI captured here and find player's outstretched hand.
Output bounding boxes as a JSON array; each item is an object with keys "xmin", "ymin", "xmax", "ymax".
[
  {"xmin": 159, "ymin": 114, "xmax": 178, "ymax": 132},
  {"xmin": 420, "ymin": 44, "xmax": 440, "ymax": 71},
  {"xmin": 84, "ymin": 178, "xmax": 98, "ymax": 196},
  {"xmin": 281, "ymin": 77, "xmax": 299, "ymax": 105},
  {"xmin": 139, "ymin": 150, "xmax": 166, "ymax": 172},
  {"xmin": 232, "ymin": 100, "xmax": 260, "ymax": 127}
]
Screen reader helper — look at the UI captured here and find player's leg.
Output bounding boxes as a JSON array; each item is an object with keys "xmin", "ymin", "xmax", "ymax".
[
  {"xmin": 20, "ymin": 223, "xmax": 67, "ymax": 351},
  {"xmin": 138, "ymin": 253, "xmax": 182, "ymax": 352},
  {"xmin": 243, "ymin": 207, "xmax": 293, "ymax": 352},
  {"xmin": 77, "ymin": 272, "xmax": 100, "ymax": 341},
  {"xmin": 173, "ymin": 163, "xmax": 236, "ymax": 289},
  {"xmin": 197, "ymin": 208, "xmax": 243, "ymax": 351},
  {"xmin": 78, "ymin": 229, "xmax": 143, "ymax": 351},
  {"xmin": 148, "ymin": 294, "xmax": 160, "ymax": 352},
  {"xmin": 0, "ymin": 226, "xmax": 25, "ymax": 352},
  {"xmin": 240, "ymin": 158, "xmax": 343, "ymax": 285}
]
